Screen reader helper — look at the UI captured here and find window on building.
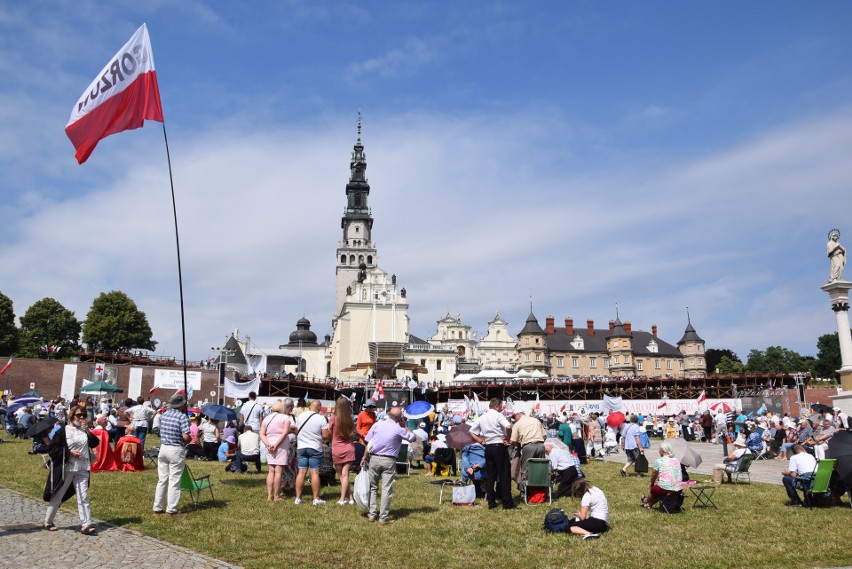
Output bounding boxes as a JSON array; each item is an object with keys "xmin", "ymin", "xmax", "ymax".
[
  {"xmin": 612, "ymin": 340, "xmax": 619, "ymax": 348},
  {"xmin": 525, "ymin": 354, "xmax": 531, "ymax": 363},
  {"xmin": 604, "ymin": 358, "xmax": 610, "ymax": 369},
  {"xmin": 637, "ymin": 360, "xmax": 644, "ymax": 371},
  {"xmin": 340, "ymin": 255, "xmax": 346, "ymax": 264},
  {"xmin": 436, "ymin": 360, "xmax": 442, "ymax": 371},
  {"xmin": 655, "ymin": 359, "xmax": 661, "ymax": 370},
  {"xmin": 535, "ymin": 353, "xmax": 542, "ymax": 362},
  {"xmin": 572, "ymin": 357, "xmax": 579, "ymax": 369},
  {"xmin": 698, "ymin": 358, "xmax": 704, "ymax": 366},
  {"xmin": 613, "ymin": 356, "xmax": 620, "ymax": 365},
  {"xmin": 679, "ymin": 361, "xmax": 684, "ymax": 370},
  {"xmin": 535, "ymin": 338, "xmax": 540, "ymax": 345},
  {"xmin": 524, "ymin": 338, "xmax": 530, "ymax": 345},
  {"xmin": 556, "ymin": 357, "xmax": 564, "ymax": 368},
  {"xmin": 666, "ymin": 360, "xmax": 672, "ymax": 370},
  {"xmin": 689, "ymin": 359, "xmax": 695, "ymax": 367},
  {"xmin": 421, "ymin": 359, "xmax": 426, "ymax": 367},
  {"xmin": 698, "ymin": 345, "xmax": 703, "ymax": 353},
  {"xmin": 624, "ymin": 356, "xmax": 630, "ymax": 364},
  {"xmin": 590, "ymin": 358, "xmax": 597, "ymax": 369},
  {"xmin": 367, "ymin": 255, "xmax": 373, "ymax": 265}
]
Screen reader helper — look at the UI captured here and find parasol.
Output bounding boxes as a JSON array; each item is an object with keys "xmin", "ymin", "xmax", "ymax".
[
  {"xmin": 810, "ymin": 403, "xmax": 833, "ymax": 414},
  {"xmin": 544, "ymin": 437, "xmax": 570, "ymax": 451},
  {"xmin": 825, "ymin": 430, "xmax": 852, "ymax": 485},
  {"xmin": 201, "ymin": 404, "xmax": 237, "ymax": 423},
  {"xmin": 80, "ymin": 380, "xmax": 123, "ymax": 393},
  {"xmin": 404, "ymin": 400, "xmax": 434, "ymax": 420},
  {"xmin": 666, "ymin": 437, "xmax": 703, "ymax": 468},
  {"xmin": 446, "ymin": 423, "xmax": 475, "ymax": 450},
  {"xmin": 25, "ymin": 416, "xmax": 59, "ymax": 438},
  {"xmin": 710, "ymin": 402, "xmax": 733, "ymax": 413}
]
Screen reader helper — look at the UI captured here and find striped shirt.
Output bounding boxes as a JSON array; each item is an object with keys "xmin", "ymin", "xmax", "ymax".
[{"xmin": 159, "ymin": 409, "xmax": 190, "ymax": 446}]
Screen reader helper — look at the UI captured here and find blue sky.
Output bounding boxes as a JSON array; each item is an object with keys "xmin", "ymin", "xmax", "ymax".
[{"xmin": 2, "ymin": 1, "xmax": 852, "ymax": 368}]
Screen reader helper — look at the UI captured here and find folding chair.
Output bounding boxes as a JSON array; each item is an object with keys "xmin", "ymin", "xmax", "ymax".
[
  {"xmin": 434, "ymin": 447, "xmax": 457, "ymax": 477},
  {"xmin": 659, "ymin": 490, "xmax": 684, "ymax": 514},
  {"xmin": 395, "ymin": 442, "xmax": 410, "ymax": 476},
  {"xmin": 522, "ymin": 458, "xmax": 552, "ymax": 505},
  {"xmin": 180, "ymin": 463, "xmax": 214, "ymax": 509},
  {"xmin": 143, "ymin": 447, "xmax": 160, "ymax": 468},
  {"xmin": 731, "ymin": 454, "xmax": 754, "ymax": 485},
  {"xmin": 796, "ymin": 459, "xmax": 836, "ymax": 508},
  {"xmin": 751, "ymin": 441, "xmax": 770, "ymax": 461}
]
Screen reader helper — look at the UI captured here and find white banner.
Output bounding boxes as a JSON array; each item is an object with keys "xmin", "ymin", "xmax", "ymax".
[
  {"xmin": 445, "ymin": 398, "xmax": 739, "ymax": 416},
  {"xmin": 128, "ymin": 367, "xmax": 143, "ymax": 399},
  {"xmin": 153, "ymin": 369, "xmax": 201, "ymax": 391},
  {"xmin": 224, "ymin": 378, "xmax": 260, "ymax": 400},
  {"xmin": 61, "ymin": 364, "xmax": 78, "ymax": 401}
]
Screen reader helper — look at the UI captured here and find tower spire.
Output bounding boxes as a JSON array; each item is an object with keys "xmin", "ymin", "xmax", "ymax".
[{"xmin": 357, "ymin": 110, "xmax": 362, "ymax": 144}]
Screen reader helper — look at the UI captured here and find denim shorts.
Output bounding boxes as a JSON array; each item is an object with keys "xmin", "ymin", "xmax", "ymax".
[{"xmin": 297, "ymin": 447, "xmax": 322, "ymax": 470}]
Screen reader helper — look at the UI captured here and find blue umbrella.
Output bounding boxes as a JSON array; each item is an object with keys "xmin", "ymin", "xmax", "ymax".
[
  {"xmin": 404, "ymin": 400, "xmax": 434, "ymax": 420},
  {"xmin": 201, "ymin": 403, "xmax": 238, "ymax": 423}
]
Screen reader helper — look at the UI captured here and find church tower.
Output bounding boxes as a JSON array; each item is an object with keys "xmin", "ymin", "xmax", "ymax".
[{"xmin": 335, "ymin": 113, "xmax": 378, "ymax": 319}]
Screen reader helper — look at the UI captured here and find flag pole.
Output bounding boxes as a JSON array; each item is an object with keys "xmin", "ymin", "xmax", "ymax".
[{"xmin": 161, "ymin": 122, "xmax": 189, "ymax": 412}]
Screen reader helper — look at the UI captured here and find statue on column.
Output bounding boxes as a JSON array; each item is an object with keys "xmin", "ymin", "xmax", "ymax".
[{"xmin": 827, "ymin": 229, "xmax": 846, "ymax": 282}]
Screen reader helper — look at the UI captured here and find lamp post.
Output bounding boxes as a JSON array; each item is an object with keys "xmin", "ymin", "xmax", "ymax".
[{"xmin": 212, "ymin": 347, "xmax": 235, "ymax": 405}]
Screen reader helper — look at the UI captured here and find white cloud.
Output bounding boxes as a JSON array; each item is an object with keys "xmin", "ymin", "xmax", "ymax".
[{"xmin": 347, "ymin": 38, "xmax": 439, "ymax": 81}]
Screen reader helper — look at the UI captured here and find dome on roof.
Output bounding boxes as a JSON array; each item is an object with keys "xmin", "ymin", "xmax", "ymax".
[{"xmin": 288, "ymin": 317, "xmax": 317, "ymax": 345}]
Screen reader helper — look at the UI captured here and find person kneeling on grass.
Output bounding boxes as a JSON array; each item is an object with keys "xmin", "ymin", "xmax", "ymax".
[{"xmin": 566, "ymin": 479, "xmax": 609, "ymax": 540}]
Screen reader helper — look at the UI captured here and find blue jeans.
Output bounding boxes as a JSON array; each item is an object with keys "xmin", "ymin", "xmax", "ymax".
[
  {"xmin": 297, "ymin": 447, "xmax": 322, "ymax": 470},
  {"xmin": 135, "ymin": 426, "xmax": 148, "ymax": 450},
  {"xmin": 783, "ymin": 474, "xmax": 809, "ymax": 504}
]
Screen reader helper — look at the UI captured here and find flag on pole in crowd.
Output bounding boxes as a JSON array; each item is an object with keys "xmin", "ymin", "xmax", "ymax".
[
  {"xmin": 463, "ymin": 394, "xmax": 471, "ymax": 415},
  {"xmin": 65, "ymin": 23, "xmax": 164, "ymax": 164},
  {"xmin": 372, "ymin": 380, "xmax": 384, "ymax": 401},
  {"xmin": 0, "ymin": 358, "xmax": 11, "ymax": 376},
  {"xmin": 756, "ymin": 403, "xmax": 767, "ymax": 416},
  {"xmin": 535, "ymin": 392, "xmax": 541, "ymax": 410},
  {"xmin": 560, "ymin": 404, "xmax": 566, "ymax": 412},
  {"xmin": 175, "ymin": 389, "xmax": 185, "ymax": 395},
  {"xmin": 696, "ymin": 390, "xmax": 707, "ymax": 406},
  {"xmin": 149, "ymin": 386, "xmax": 160, "ymax": 395},
  {"xmin": 472, "ymin": 392, "xmax": 481, "ymax": 415}
]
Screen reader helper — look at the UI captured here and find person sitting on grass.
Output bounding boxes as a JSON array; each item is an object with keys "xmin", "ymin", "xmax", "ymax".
[
  {"xmin": 640, "ymin": 441, "xmax": 681, "ymax": 509},
  {"xmin": 218, "ymin": 435, "xmax": 237, "ymax": 462},
  {"xmin": 566, "ymin": 479, "xmax": 609, "ymax": 540}
]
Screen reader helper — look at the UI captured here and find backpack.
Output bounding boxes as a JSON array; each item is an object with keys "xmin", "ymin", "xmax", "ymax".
[{"xmin": 543, "ymin": 508, "xmax": 571, "ymax": 533}]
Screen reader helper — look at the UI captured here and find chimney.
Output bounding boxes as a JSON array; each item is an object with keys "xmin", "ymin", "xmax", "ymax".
[
  {"xmin": 652, "ymin": 324, "xmax": 657, "ymax": 337},
  {"xmin": 609, "ymin": 320, "xmax": 615, "ymax": 332},
  {"xmin": 624, "ymin": 322, "xmax": 632, "ymax": 335},
  {"xmin": 587, "ymin": 319, "xmax": 594, "ymax": 336},
  {"xmin": 545, "ymin": 316, "xmax": 555, "ymax": 334},
  {"xmin": 565, "ymin": 317, "xmax": 574, "ymax": 336}
]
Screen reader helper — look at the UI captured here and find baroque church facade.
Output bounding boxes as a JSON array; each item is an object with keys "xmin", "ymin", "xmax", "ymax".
[{"xmin": 223, "ymin": 119, "xmax": 707, "ymax": 384}]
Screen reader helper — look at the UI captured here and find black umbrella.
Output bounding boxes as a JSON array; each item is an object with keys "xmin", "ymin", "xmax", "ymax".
[
  {"xmin": 810, "ymin": 403, "xmax": 834, "ymax": 414},
  {"xmin": 825, "ymin": 430, "xmax": 852, "ymax": 485},
  {"xmin": 25, "ymin": 416, "xmax": 59, "ymax": 438}
]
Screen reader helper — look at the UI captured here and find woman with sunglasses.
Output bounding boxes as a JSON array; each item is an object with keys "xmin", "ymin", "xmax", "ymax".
[{"xmin": 44, "ymin": 404, "xmax": 100, "ymax": 534}]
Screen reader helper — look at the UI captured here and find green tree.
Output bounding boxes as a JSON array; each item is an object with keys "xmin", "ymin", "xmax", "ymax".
[
  {"xmin": 18, "ymin": 298, "xmax": 81, "ymax": 358},
  {"xmin": 715, "ymin": 355, "xmax": 746, "ymax": 375},
  {"xmin": 705, "ymin": 348, "xmax": 740, "ymax": 374},
  {"xmin": 813, "ymin": 332, "xmax": 842, "ymax": 380},
  {"xmin": 746, "ymin": 346, "xmax": 808, "ymax": 374},
  {"xmin": 82, "ymin": 291, "xmax": 157, "ymax": 352},
  {"xmin": 0, "ymin": 292, "xmax": 19, "ymax": 356}
]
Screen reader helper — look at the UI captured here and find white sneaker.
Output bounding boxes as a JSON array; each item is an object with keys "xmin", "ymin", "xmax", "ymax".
[
  {"xmin": 583, "ymin": 533, "xmax": 600, "ymax": 540},
  {"xmin": 294, "ymin": 498, "xmax": 302, "ymax": 505},
  {"xmin": 337, "ymin": 499, "xmax": 347, "ymax": 506},
  {"xmin": 347, "ymin": 499, "xmax": 355, "ymax": 505},
  {"xmin": 312, "ymin": 498, "xmax": 326, "ymax": 505}
]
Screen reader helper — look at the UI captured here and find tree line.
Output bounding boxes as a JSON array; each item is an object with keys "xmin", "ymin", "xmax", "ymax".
[
  {"xmin": 705, "ymin": 339, "xmax": 844, "ymax": 383},
  {"xmin": 0, "ymin": 290, "xmax": 156, "ymax": 358}
]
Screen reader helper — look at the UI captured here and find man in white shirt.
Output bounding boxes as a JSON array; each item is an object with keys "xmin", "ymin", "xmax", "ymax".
[
  {"xmin": 545, "ymin": 441, "xmax": 583, "ymax": 499},
  {"xmin": 234, "ymin": 425, "xmax": 262, "ymax": 473},
  {"xmin": 239, "ymin": 391, "xmax": 263, "ymax": 433},
  {"xmin": 469, "ymin": 398, "xmax": 517, "ymax": 510},
  {"xmin": 714, "ymin": 411, "xmax": 727, "ymax": 444},
  {"xmin": 782, "ymin": 444, "xmax": 817, "ymax": 507},
  {"xmin": 129, "ymin": 397, "xmax": 155, "ymax": 450},
  {"xmin": 294, "ymin": 400, "xmax": 330, "ymax": 505}
]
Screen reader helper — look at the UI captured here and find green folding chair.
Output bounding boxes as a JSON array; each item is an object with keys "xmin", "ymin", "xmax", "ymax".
[
  {"xmin": 180, "ymin": 463, "xmax": 214, "ymax": 509},
  {"xmin": 799, "ymin": 459, "xmax": 836, "ymax": 507},
  {"xmin": 522, "ymin": 458, "xmax": 552, "ymax": 505},
  {"xmin": 395, "ymin": 442, "xmax": 410, "ymax": 476},
  {"xmin": 731, "ymin": 453, "xmax": 754, "ymax": 485}
]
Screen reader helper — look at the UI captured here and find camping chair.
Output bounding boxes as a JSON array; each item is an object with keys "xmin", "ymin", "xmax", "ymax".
[
  {"xmin": 522, "ymin": 458, "xmax": 552, "ymax": 505},
  {"xmin": 180, "ymin": 463, "xmax": 214, "ymax": 509},
  {"xmin": 434, "ymin": 447, "xmax": 457, "ymax": 477},
  {"xmin": 395, "ymin": 442, "xmax": 410, "ymax": 476},
  {"xmin": 731, "ymin": 454, "xmax": 754, "ymax": 485},
  {"xmin": 658, "ymin": 490, "xmax": 685, "ymax": 514},
  {"xmin": 143, "ymin": 446, "xmax": 160, "ymax": 468},
  {"xmin": 795, "ymin": 459, "xmax": 836, "ymax": 507},
  {"xmin": 752, "ymin": 441, "xmax": 770, "ymax": 461}
]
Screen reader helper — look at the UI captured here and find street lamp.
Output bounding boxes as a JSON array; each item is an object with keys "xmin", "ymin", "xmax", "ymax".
[{"xmin": 212, "ymin": 347, "xmax": 236, "ymax": 405}]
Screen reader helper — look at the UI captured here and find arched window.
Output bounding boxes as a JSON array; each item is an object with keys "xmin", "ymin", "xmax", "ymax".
[
  {"xmin": 359, "ymin": 255, "xmax": 365, "ymax": 264},
  {"xmin": 349, "ymin": 255, "xmax": 355, "ymax": 265},
  {"xmin": 340, "ymin": 255, "xmax": 346, "ymax": 264},
  {"xmin": 367, "ymin": 255, "xmax": 373, "ymax": 265}
]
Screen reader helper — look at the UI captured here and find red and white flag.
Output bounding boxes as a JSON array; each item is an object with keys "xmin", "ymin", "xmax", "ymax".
[
  {"xmin": 372, "ymin": 380, "xmax": 384, "ymax": 401},
  {"xmin": 0, "ymin": 358, "xmax": 11, "ymax": 376},
  {"xmin": 696, "ymin": 390, "xmax": 707, "ymax": 405},
  {"xmin": 657, "ymin": 401, "xmax": 668, "ymax": 409},
  {"xmin": 149, "ymin": 386, "xmax": 160, "ymax": 395},
  {"xmin": 65, "ymin": 24, "xmax": 164, "ymax": 164}
]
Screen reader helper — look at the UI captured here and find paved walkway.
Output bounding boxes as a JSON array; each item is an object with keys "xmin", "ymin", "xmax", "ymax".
[
  {"xmin": 0, "ymin": 486, "xmax": 239, "ymax": 569},
  {"xmin": 596, "ymin": 438, "xmax": 787, "ymax": 484}
]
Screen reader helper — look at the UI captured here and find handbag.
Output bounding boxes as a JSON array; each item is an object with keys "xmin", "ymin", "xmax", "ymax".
[
  {"xmin": 353, "ymin": 468, "xmax": 370, "ymax": 510},
  {"xmin": 451, "ymin": 484, "xmax": 476, "ymax": 506},
  {"xmin": 633, "ymin": 452, "xmax": 649, "ymax": 474}
]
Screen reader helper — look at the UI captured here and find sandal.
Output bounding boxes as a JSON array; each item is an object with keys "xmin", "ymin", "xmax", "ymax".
[
  {"xmin": 43, "ymin": 523, "xmax": 58, "ymax": 531},
  {"xmin": 80, "ymin": 525, "xmax": 97, "ymax": 535},
  {"xmin": 642, "ymin": 503, "xmax": 652, "ymax": 510}
]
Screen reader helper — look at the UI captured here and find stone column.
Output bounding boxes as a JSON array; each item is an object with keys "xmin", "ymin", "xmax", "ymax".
[{"xmin": 822, "ymin": 280, "xmax": 852, "ymax": 414}]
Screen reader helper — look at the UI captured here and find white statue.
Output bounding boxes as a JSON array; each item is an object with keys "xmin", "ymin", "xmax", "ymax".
[{"xmin": 827, "ymin": 229, "xmax": 846, "ymax": 282}]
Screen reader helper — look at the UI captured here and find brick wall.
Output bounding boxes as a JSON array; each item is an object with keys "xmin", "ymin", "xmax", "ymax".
[{"xmin": 1, "ymin": 358, "xmax": 219, "ymax": 405}]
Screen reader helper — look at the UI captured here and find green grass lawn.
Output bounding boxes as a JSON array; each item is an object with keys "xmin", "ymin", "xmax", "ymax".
[{"xmin": 3, "ymin": 435, "xmax": 850, "ymax": 569}]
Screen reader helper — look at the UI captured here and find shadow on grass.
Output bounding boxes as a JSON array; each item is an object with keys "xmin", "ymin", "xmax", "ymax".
[
  {"xmin": 392, "ymin": 505, "xmax": 439, "ymax": 519},
  {"xmin": 219, "ymin": 476, "xmax": 266, "ymax": 488}
]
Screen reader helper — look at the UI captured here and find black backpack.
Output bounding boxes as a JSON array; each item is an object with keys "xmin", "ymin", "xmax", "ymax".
[{"xmin": 543, "ymin": 508, "xmax": 571, "ymax": 533}]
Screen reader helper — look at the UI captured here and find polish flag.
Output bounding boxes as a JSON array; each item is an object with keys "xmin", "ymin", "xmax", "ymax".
[
  {"xmin": 657, "ymin": 401, "xmax": 668, "ymax": 409},
  {"xmin": 0, "ymin": 358, "xmax": 11, "ymax": 376},
  {"xmin": 65, "ymin": 24, "xmax": 164, "ymax": 164},
  {"xmin": 149, "ymin": 386, "xmax": 160, "ymax": 395},
  {"xmin": 696, "ymin": 390, "xmax": 707, "ymax": 406}
]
